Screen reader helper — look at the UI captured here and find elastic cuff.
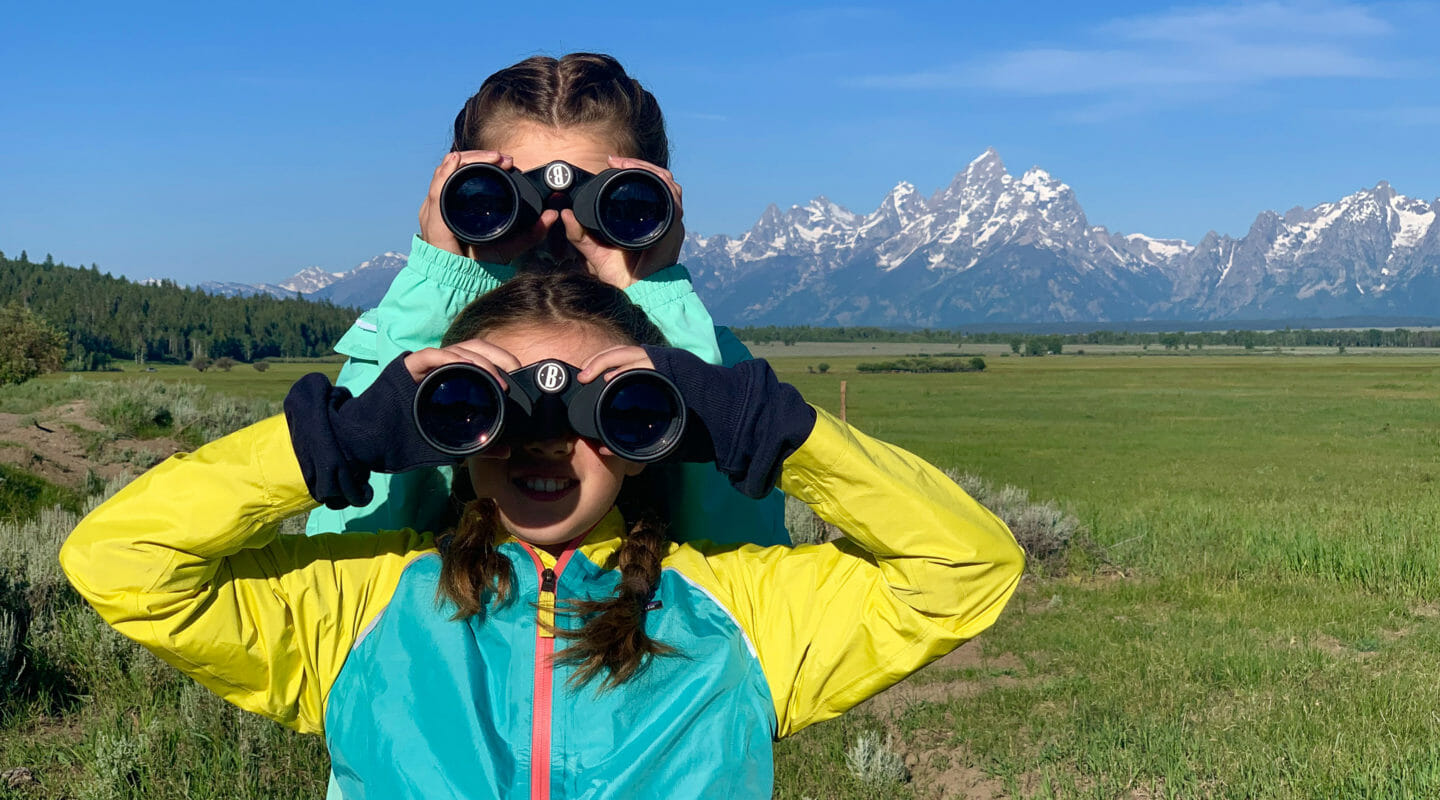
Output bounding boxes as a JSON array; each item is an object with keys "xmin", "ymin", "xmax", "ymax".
[
  {"xmin": 624, "ymin": 263, "xmax": 698, "ymax": 308},
  {"xmin": 407, "ymin": 234, "xmax": 516, "ymax": 295}
]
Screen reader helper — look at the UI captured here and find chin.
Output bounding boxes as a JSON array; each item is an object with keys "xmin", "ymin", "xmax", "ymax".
[{"xmin": 498, "ymin": 504, "xmax": 604, "ymax": 550}]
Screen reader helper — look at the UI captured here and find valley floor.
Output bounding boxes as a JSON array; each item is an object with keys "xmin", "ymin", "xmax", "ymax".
[{"xmin": 3, "ymin": 352, "xmax": 1437, "ymax": 799}]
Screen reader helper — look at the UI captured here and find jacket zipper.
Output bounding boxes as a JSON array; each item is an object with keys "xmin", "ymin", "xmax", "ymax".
[{"xmin": 523, "ymin": 540, "xmax": 582, "ymax": 800}]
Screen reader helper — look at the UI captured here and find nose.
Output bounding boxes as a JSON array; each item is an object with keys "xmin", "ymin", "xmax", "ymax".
[{"xmin": 523, "ymin": 437, "xmax": 574, "ymax": 459}]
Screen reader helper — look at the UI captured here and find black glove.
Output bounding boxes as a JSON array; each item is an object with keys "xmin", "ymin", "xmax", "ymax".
[
  {"xmin": 643, "ymin": 346, "xmax": 817, "ymax": 499},
  {"xmin": 284, "ymin": 355, "xmax": 457, "ymax": 509}
]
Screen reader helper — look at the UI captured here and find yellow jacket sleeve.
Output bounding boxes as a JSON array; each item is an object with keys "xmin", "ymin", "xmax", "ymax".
[
  {"xmin": 690, "ymin": 407, "xmax": 1025, "ymax": 737},
  {"xmin": 58, "ymin": 415, "xmax": 432, "ymax": 734}
]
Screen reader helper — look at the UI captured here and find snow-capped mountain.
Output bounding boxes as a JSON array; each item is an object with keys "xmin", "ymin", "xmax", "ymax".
[
  {"xmin": 280, "ymin": 266, "xmax": 347, "ymax": 295},
  {"xmin": 1165, "ymin": 182, "xmax": 1438, "ymax": 319},
  {"xmin": 309, "ymin": 252, "xmax": 408, "ymax": 308},
  {"xmin": 681, "ymin": 149, "xmax": 1437, "ymax": 325},
  {"xmin": 194, "ymin": 279, "xmax": 296, "ymax": 299},
  {"xmin": 682, "ymin": 149, "xmax": 1187, "ymax": 325}
]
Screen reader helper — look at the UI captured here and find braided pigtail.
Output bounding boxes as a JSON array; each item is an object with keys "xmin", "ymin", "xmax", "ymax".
[
  {"xmin": 438, "ymin": 499, "xmax": 514, "ymax": 619},
  {"xmin": 553, "ymin": 509, "xmax": 674, "ymax": 691}
]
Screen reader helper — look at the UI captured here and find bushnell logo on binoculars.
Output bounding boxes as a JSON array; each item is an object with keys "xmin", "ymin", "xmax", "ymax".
[
  {"xmin": 440, "ymin": 159, "xmax": 675, "ymax": 251},
  {"xmin": 413, "ymin": 359, "xmax": 686, "ymax": 463}
]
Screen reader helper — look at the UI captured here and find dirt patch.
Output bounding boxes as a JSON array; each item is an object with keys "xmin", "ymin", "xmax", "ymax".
[
  {"xmin": 0, "ymin": 401, "xmax": 181, "ymax": 488},
  {"xmin": 1310, "ymin": 633, "xmax": 1379, "ymax": 659},
  {"xmin": 931, "ymin": 644, "xmax": 1024, "ymax": 673},
  {"xmin": 897, "ymin": 731, "xmax": 1020, "ymax": 800}
]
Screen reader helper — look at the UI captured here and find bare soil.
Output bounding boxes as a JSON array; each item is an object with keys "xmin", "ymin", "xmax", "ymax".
[{"xmin": 0, "ymin": 400, "xmax": 182, "ymax": 489}]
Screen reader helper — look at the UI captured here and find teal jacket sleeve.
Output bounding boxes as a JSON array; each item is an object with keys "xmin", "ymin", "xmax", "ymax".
[{"xmin": 306, "ymin": 237, "xmax": 786, "ymax": 545}]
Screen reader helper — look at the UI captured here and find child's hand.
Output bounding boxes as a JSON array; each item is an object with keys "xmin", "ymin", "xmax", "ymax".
[
  {"xmin": 576, "ymin": 345, "xmax": 657, "ymax": 385},
  {"xmin": 418, "ymin": 151, "xmax": 559, "ymax": 265},
  {"xmin": 403, "ymin": 340, "xmax": 522, "ymax": 389},
  {"xmin": 561, "ymin": 156, "xmax": 685, "ymax": 289}
]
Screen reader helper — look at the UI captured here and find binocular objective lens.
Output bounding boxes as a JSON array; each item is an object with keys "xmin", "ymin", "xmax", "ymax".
[
  {"xmin": 597, "ymin": 176, "xmax": 668, "ymax": 246},
  {"xmin": 444, "ymin": 168, "xmax": 516, "ymax": 241},
  {"xmin": 420, "ymin": 375, "xmax": 502, "ymax": 452},
  {"xmin": 600, "ymin": 379, "xmax": 679, "ymax": 454}
]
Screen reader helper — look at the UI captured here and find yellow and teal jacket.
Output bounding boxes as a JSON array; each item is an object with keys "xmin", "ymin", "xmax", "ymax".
[{"xmin": 60, "ymin": 410, "xmax": 1024, "ymax": 799}]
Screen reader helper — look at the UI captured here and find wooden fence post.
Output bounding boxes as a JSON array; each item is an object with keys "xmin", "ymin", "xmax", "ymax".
[{"xmin": 840, "ymin": 380, "xmax": 847, "ymax": 422}]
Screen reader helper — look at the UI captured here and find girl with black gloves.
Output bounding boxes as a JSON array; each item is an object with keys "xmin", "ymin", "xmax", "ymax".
[{"xmin": 61, "ymin": 272, "xmax": 1024, "ymax": 799}]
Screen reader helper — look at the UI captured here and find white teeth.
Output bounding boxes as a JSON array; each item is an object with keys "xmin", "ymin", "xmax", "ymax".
[{"xmin": 522, "ymin": 477, "xmax": 572, "ymax": 493}]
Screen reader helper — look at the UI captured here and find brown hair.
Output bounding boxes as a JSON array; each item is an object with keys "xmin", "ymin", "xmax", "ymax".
[
  {"xmin": 452, "ymin": 53, "xmax": 670, "ymax": 168},
  {"xmin": 437, "ymin": 271, "xmax": 675, "ymax": 689}
]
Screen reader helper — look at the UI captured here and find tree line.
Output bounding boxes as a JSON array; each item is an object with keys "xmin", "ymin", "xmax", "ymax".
[
  {"xmin": 0, "ymin": 249, "xmax": 359, "ymax": 369},
  {"xmin": 734, "ymin": 324, "xmax": 1440, "ymax": 349}
]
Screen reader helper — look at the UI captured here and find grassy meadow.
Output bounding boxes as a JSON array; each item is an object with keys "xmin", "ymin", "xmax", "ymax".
[
  {"xmin": 770, "ymin": 351, "xmax": 1440, "ymax": 799},
  {"xmin": 1, "ymin": 350, "xmax": 1437, "ymax": 799}
]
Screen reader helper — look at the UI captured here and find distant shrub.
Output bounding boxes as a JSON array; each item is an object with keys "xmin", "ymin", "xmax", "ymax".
[
  {"xmin": 89, "ymin": 379, "xmax": 277, "ymax": 445},
  {"xmin": 94, "ymin": 394, "xmax": 175, "ymax": 439},
  {"xmin": 856, "ymin": 358, "xmax": 984, "ymax": 373},
  {"xmin": 189, "ymin": 355, "xmax": 211, "ymax": 372},
  {"xmin": 252, "ymin": 360, "xmax": 271, "ymax": 372},
  {"xmin": 0, "ymin": 374, "xmax": 89, "ymax": 415},
  {"xmin": 817, "ymin": 363, "xmax": 830, "ymax": 374},
  {"xmin": 213, "ymin": 357, "xmax": 236, "ymax": 372}
]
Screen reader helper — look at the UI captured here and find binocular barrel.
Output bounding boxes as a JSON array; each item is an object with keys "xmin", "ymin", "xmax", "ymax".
[
  {"xmin": 413, "ymin": 360, "xmax": 686, "ymax": 463},
  {"xmin": 439, "ymin": 160, "xmax": 675, "ymax": 251}
]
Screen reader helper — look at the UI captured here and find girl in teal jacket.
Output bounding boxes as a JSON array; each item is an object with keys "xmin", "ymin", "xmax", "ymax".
[
  {"xmin": 311, "ymin": 52, "xmax": 785, "ymax": 546},
  {"xmin": 62, "ymin": 271, "xmax": 1025, "ymax": 799}
]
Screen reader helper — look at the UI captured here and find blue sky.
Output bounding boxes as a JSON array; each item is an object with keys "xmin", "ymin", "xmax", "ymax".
[{"xmin": 2, "ymin": 0, "xmax": 1437, "ymax": 285}]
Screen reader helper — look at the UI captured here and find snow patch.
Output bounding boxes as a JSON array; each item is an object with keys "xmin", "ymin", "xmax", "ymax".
[
  {"xmin": 1390, "ymin": 196, "xmax": 1435, "ymax": 249},
  {"xmin": 1125, "ymin": 233, "xmax": 1192, "ymax": 259}
]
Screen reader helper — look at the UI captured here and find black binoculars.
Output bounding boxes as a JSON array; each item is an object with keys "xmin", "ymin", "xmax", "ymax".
[
  {"xmin": 413, "ymin": 359, "xmax": 686, "ymax": 462},
  {"xmin": 440, "ymin": 160, "xmax": 675, "ymax": 250}
]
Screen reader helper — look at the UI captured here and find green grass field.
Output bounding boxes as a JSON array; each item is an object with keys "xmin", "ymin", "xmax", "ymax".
[
  {"xmin": 3, "ymin": 351, "xmax": 1437, "ymax": 799},
  {"xmin": 769, "ymin": 353, "xmax": 1440, "ymax": 799}
]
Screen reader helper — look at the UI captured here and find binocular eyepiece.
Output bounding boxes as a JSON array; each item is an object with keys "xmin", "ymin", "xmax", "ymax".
[
  {"xmin": 413, "ymin": 359, "xmax": 686, "ymax": 463},
  {"xmin": 440, "ymin": 160, "xmax": 675, "ymax": 251}
]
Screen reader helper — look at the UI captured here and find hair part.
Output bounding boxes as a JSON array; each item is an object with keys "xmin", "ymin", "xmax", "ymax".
[
  {"xmin": 437, "ymin": 271, "xmax": 675, "ymax": 688},
  {"xmin": 442, "ymin": 271, "xmax": 667, "ymax": 350},
  {"xmin": 453, "ymin": 53, "xmax": 670, "ymax": 168}
]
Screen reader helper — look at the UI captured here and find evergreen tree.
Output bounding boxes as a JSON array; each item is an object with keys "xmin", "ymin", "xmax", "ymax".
[{"xmin": 0, "ymin": 303, "xmax": 65, "ymax": 385}]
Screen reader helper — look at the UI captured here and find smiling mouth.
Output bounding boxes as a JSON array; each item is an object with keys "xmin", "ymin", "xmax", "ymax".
[{"xmin": 515, "ymin": 476, "xmax": 577, "ymax": 500}]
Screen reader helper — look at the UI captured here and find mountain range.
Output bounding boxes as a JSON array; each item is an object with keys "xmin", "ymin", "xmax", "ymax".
[{"xmin": 200, "ymin": 149, "xmax": 1438, "ymax": 326}]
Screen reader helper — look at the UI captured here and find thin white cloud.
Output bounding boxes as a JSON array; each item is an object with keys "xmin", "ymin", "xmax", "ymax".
[
  {"xmin": 1103, "ymin": 1, "xmax": 1390, "ymax": 42},
  {"xmin": 856, "ymin": 1, "xmax": 1399, "ymax": 95}
]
